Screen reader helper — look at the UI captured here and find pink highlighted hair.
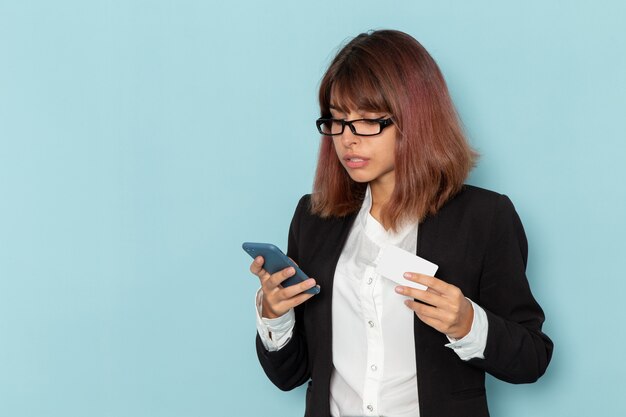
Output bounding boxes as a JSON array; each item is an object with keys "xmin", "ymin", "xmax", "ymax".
[{"xmin": 311, "ymin": 30, "xmax": 478, "ymax": 230}]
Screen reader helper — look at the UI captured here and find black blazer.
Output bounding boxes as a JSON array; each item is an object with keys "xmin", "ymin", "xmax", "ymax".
[{"xmin": 257, "ymin": 185, "xmax": 553, "ymax": 417}]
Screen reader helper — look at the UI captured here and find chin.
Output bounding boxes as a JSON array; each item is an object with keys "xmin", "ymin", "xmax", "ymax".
[{"xmin": 346, "ymin": 172, "xmax": 375, "ymax": 183}]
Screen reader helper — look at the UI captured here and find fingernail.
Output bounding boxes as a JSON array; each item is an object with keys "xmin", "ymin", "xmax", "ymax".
[
  {"xmin": 395, "ymin": 286, "xmax": 404, "ymax": 294},
  {"xmin": 287, "ymin": 267, "xmax": 295, "ymax": 274},
  {"xmin": 255, "ymin": 257, "xmax": 263, "ymax": 264},
  {"xmin": 403, "ymin": 272, "xmax": 411, "ymax": 279}
]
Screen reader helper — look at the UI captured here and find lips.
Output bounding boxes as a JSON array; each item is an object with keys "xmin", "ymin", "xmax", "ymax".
[{"xmin": 344, "ymin": 154, "xmax": 370, "ymax": 169}]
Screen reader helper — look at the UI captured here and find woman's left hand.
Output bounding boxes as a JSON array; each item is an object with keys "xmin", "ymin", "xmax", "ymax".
[{"xmin": 396, "ymin": 272, "xmax": 474, "ymax": 340}]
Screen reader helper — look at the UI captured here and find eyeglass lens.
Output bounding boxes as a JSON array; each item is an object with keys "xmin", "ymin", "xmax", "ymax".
[{"xmin": 319, "ymin": 119, "xmax": 383, "ymax": 136}]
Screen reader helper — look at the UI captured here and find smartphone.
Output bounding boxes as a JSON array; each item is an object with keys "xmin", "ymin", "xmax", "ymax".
[{"xmin": 242, "ymin": 242, "xmax": 320, "ymax": 295}]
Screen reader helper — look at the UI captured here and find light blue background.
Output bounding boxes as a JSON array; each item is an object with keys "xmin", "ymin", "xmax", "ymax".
[{"xmin": 1, "ymin": 1, "xmax": 624, "ymax": 416}]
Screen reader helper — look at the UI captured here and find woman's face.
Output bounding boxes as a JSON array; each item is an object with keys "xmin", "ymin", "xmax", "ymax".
[{"xmin": 330, "ymin": 106, "xmax": 397, "ymax": 189}]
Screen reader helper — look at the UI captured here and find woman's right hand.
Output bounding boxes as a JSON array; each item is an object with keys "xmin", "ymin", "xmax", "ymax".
[{"xmin": 250, "ymin": 256, "xmax": 319, "ymax": 319}]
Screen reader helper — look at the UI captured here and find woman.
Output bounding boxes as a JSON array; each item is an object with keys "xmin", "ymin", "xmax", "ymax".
[{"xmin": 250, "ymin": 29, "xmax": 553, "ymax": 417}]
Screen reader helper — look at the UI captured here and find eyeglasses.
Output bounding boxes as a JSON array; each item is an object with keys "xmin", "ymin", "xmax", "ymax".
[{"xmin": 316, "ymin": 117, "xmax": 394, "ymax": 137}]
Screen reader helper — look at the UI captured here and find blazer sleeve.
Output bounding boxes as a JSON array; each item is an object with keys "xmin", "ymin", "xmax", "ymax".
[
  {"xmin": 468, "ymin": 194, "xmax": 554, "ymax": 383},
  {"xmin": 255, "ymin": 196, "xmax": 311, "ymax": 391}
]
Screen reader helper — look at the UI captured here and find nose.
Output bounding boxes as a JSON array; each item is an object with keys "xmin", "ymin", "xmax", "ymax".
[{"xmin": 339, "ymin": 126, "xmax": 360, "ymax": 147}]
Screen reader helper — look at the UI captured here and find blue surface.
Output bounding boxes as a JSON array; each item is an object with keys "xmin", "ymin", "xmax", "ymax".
[{"xmin": 1, "ymin": 1, "xmax": 624, "ymax": 416}]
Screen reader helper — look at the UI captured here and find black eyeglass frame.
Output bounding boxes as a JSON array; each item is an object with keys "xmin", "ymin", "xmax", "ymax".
[{"xmin": 316, "ymin": 117, "xmax": 394, "ymax": 137}]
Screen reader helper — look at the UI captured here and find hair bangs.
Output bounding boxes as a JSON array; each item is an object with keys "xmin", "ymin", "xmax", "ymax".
[{"xmin": 326, "ymin": 57, "xmax": 391, "ymax": 115}]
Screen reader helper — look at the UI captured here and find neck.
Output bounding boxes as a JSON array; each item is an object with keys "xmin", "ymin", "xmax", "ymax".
[
  {"xmin": 369, "ymin": 180, "xmax": 395, "ymax": 232},
  {"xmin": 370, "ymin": 178, "xmax": 394, "ymax": 208}
]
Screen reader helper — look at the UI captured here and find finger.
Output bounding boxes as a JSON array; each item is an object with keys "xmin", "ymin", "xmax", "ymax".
[
  {"xmin": 267, "ymin": 266, "xmax": 297, "ymax": 288},
  {"xmin": 415, "ymin": 313, "xmax": 445, "ymax": 332},
  {"xmin": 250, "ymin": 258, "xmax": 272, "ymax": 287},
  {"xmin": 279, "ymin": 278, "xmax": 318, "ymax": 299},
  {"xmin": 281, "ymin": 290, "xmax": 317, "ymax": 310},
  {"xmin": 405, "ymin": 300, "xmax": 459, "ymax": 332},
  {"xmin": 426, "ymin": 286, "xmax": 442, "ymax": 296},
  {"xmin": 249, "ymin": 256, "xmax": 265, "ymax": 275},
  {"xmin": 404, "ymin": 299, "xmax": 445, "ymax": 321},
  {"xmin": 264, "ymin": 282, "xmax": 318, "ymax": 318},
  {"xmin": 404, "ymin": 299, "xmax": 447, "ymax": 332},
  {"xmin": 395, "ymin": 285, "xmax": 445, "ymax": 308},
  {"xmin": 403, "ymin": 273, "xmax": 455, "ymax": 295},
  {"xmin": 404, "ymin": 298, "xmax": 471, "ymax": 338}
]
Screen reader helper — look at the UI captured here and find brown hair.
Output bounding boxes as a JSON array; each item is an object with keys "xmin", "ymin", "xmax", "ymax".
[{"xmin": 311, "ymin": 29, "xmax": 478, "ymax": 230}]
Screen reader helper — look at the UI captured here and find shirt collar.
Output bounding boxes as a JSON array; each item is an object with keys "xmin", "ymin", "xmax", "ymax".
[{"xmin": 357, "ymin": 184, "xmax": 418, "ymax": 246}]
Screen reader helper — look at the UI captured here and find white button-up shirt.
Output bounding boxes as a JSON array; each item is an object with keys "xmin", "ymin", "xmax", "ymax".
[{"xmin": 256, "ymin": 186, "xmax": 488, "ymax": 416}]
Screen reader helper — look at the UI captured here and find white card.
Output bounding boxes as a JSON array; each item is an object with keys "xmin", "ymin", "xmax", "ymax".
[{"xmin": 375, "ymin": 245, "xmax": 438, "ymax": 291}]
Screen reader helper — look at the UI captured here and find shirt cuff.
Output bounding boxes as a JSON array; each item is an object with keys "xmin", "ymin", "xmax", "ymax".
[
  {"xmin": 444, "ymin": 298, "xmax": 488, "ymax": 360},
  {"xmin": 254, "ymin": 288, "xmax": 295, "ymax": 352}
]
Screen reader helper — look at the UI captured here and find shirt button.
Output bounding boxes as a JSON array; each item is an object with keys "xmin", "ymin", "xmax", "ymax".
[
  {"xmin": 367, "ymin": 277, "xmax": 373, "ymax": 284},
  {"xmin": 367, "ymin": 404, "xmax": 374, "ymax": 412},
  {"xmin": 371, "ymin": 364, "xmax": 377, "ymax": 371},
  {"xmin": 368, "ymin": 320, "xmax": 375, "ymax": 328}
]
